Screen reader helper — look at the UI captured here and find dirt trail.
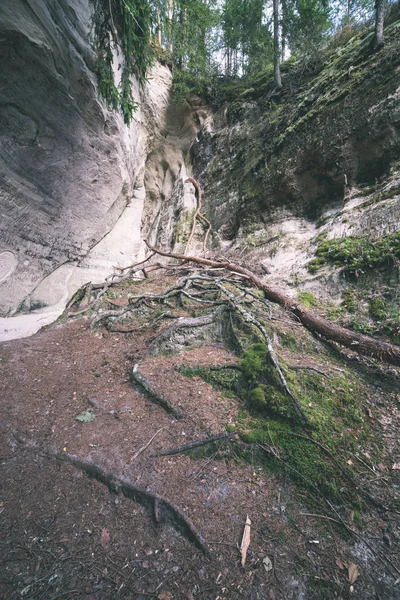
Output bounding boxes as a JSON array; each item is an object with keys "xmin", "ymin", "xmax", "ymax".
[{"xmin": 1, "ymin": 316, "xmax": 399, "ymax": 599}]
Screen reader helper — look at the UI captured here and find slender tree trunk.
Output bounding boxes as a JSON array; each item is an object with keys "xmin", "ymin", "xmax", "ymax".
[
  {"xmin": 373, "ymin": 0, "xmax": 385, "ymax": 49},
  {"xmin": 281, "ymin": 0, "xmax": 287, "ymax": 60},
  {"xmin": 273, "ymin": 0, "xmax": 282, "ymax": 89},
  {"xmin": 347, "ymin": 0, "xmax": 351, "ymax": 29}
]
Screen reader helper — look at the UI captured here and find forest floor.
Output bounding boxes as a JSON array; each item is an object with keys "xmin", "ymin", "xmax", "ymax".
[{"xmin": 1, "ymin": 274, "xmax": 399, "ymax": 600}]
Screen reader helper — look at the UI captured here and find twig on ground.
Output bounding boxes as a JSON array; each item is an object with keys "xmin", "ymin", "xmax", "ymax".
[
  {"xmin": 131, "ymin": 428, "xmax": 165, "ymax": 461},
  {"xmin": 299, "ymin": 513, "xmax": 345, "ymax": 525},
  {"xmin": 288, "ymin": 365, "xmax": 328, "ymax": 377},
  {"xmin": 158, "ymin": 432, "xmax": 236, "ymax": 457}
]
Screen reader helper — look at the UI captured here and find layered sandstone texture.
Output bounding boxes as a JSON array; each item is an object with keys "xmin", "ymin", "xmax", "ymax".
[{"xmin": 0, "ymin": 0, "xmax": 173, "ymax": 321}]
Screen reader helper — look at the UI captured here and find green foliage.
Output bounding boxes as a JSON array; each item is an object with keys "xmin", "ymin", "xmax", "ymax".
[
  {"xmin": 283, "ymin": 0, "xmax": 332, "ymax": 56},
  {"xmin": 88, "ymin": 0, "xmax": 395, "ymax": 113},
  {"xmin": 90, "ymin": 0, "xmax": 155, "ymax": 123},
  {"xmin": 178, "ymin": 325, "xmax": 388, "ymax": 514},
  {"xmin": 169, "ymin": 0, "xmax": 219, "ymax": 103},
  {"xmin": 342, "ymin": 288, "xmax": 357, "ymax": 312},
  {"xmin": 307, "ymin": 232, "xmax": 400, "ymax": 276},
  {"xmin": 221, "ymin": 0, "xmax": 274, "ymax": 76},
  {"xmin": 279, "ymin": 330, "xmax": 300, "ymax": 351},
  {"xmin": 327, "ymin": 284, "xmax": 400, "ymax": 345},
  {"xmin": 237, "ymin": 367, "xmax": 374, "ymax": 508}
]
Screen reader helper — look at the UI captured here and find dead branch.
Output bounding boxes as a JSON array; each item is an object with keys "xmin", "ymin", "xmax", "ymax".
[
  {"xmin": 184, "ymin": 177, "xmax": 202, "ymax": 254},
  {"xmin": 158, "ymin": 432, "xmax": 236, "ymax": 457},
  {"xmin": 131, "ymin": 428, "xmax": 165, "ymax": 461},
  {"xmin": 184, "ymin": 178, "xmax": 212, "ymax": 256},
  {"xmin": 287, "ymin": 365, "xmax": 328, "ymax": 378},
  {"xmin": 198, "ymin": 212, "xmax": 212, "ymax": 256},
  {"xmin": 144, "ymin": 242, "xmax": 400, "ymax": 367},
  {"xmin": 131, "ymin": 364, "xmax": 183, "ymax": 419},
  {"xmin": 113, "ymin": 253, "xmax": 155, "ymax": 273}
]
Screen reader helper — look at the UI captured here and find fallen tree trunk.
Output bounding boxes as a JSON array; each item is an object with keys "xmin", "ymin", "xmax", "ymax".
[{"xmin": 145, "ymin": 242, "xmax": 400, "ymax": 367}]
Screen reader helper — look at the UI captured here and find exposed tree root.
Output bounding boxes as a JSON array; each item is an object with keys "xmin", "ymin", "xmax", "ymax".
[
  {"xmin": 214, "ymin": 280, "xmax": 309, "ymax": 423},
  {"xmin": 89, "ymin": 270, "xmax": 308, "ymax": 423},
  {"xmin": 150, "ymin": 306, "xmax": 227, "ymax": 351},
  {"xmin": 158, "ymin": 432, "xmax": 236, "ymax": 457},
  {"xmin": 184, "ymin": 178, "xmax": 212, "ymax": 256},
  {"xmin": 131, "ymin": 364, "xmax": 183, "ymax": 419},
  {"xmin": 131, "ymin": 428, "xmax": 166, "ymax": 461},
  {"xmin": 68, "ymin": 255, "xmax": 159, "ymax": 319},
  {"xmin": 145, "ymin": 242, "xmax": 400, "ymax": 367},
  {"xmin": 9, "ymin": 428, "xmax": 210, "ymax": 556}
]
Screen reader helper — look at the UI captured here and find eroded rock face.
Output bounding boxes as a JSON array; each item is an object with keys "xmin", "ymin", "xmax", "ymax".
[
  {"xmin": 0, "ymin": 0, "xmax": 173, "ymax": 318},
  {"xmin": 191, "ymin": 24, "xmax": 400, "ymax": 241},
  {"xmin": 0, "ymin": 0, "xmax": 212, "ymax": 340}
]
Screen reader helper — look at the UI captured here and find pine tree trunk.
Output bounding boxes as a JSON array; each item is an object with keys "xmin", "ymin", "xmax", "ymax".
[
  {"xmin": 373, "ymin": 0, "xmax": 385, "ymax": 49},
  {"xmin": 281, "ymin": 0, "xmax": 287, "ymax": 60},
  {"xmin": 273, "ymin": 0, "xmax": 282, "ymax": 89}
]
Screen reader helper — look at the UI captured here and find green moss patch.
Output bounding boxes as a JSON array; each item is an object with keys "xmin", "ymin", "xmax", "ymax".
[
  {"xmin": 307, "ymin": 232, "xmax": 400, "ymax": 276},
  {"xmin": 180, "ymin": 338, "xmax": 381, "ymax": 518},
  {"xmin": 297, "ymin": 291, "xmax": 319, "ymax": 308}
]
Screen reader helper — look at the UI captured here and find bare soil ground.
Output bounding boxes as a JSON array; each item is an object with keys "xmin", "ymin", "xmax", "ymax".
[{"xmin": 1, "ymin": 276, "xmax": 399, "ymax": 600}]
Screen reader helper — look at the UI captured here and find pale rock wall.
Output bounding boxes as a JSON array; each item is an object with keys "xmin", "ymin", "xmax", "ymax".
[
  {"xmin": 0, "ymin": 0, "xmax": 148, "ymax": 316},
  {"xmin": 0, "ymin": 0, "xmax": 207, "ymax": 340}
]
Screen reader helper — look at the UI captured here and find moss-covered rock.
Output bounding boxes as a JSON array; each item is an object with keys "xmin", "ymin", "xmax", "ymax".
[{"xmin": 191, "ymin": 19, "xmax": 400, "ymax": 236}]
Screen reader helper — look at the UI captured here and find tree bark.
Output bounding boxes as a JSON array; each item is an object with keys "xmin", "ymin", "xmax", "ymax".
[
  {"xmin": 145, "ymin": 242, "xmax": 400, "ymax": 367},
  {"xmin": 273, "ymin": 0, "xmax": 282, "ymax": 89},
  {"xmin": 373, "ymin": 0, "xmax": 385, "ymax": 49},
  {"xmin": 281, "ymin": 0, "xmax": 287, "ymax": 60}
]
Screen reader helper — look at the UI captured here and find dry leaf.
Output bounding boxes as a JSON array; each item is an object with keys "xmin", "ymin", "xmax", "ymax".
[
  {"xmin": 100, "ymin": 527, "xmax": 110, "ymax": 549},
  {"xmin": 240, "ymin": 515, "xmax": 251, "ymax": 567},
  {"xmin": 348, "ymin": 562, "xmax": 360, "ymax": 584},
  {"xmin": 263, "ymin": 556, "xmax": 273, "ymax": 572},
  {"xmin": 392, "ymin": 463, "xmax": 400, "ymax": 470},
  {"xmin": 347, "ymin": 459, "xmax": 353, "ymax": 466},
  {"xmin": 158, "ymin": 593, "xmax": 173, "ymax": 600}
]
